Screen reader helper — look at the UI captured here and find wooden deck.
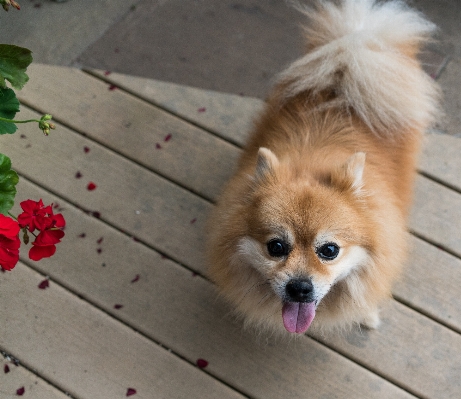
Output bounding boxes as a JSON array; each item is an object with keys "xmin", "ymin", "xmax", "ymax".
[{"xmin": 0, "ymin": 63, "xmax": 460, "ymax": 398}]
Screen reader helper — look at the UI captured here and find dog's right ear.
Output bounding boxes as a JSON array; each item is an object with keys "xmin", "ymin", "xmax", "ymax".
[{"xmin": 254, "ymin": 147, "xmax": 279, "ymax": 184}]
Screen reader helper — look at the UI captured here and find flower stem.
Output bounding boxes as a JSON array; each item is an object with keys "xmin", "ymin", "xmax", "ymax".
[
  {"xmin": 7, "ymin": 211, "xmax": 17, "ymax": 220},
  {"xmin": 0, "ymin": 116, "xmax": 41, "ymax": 124}
]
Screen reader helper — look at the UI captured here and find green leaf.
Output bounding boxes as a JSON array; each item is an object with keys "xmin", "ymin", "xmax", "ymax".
[
  {"xmin": 0, "ymin": 153, "xmax": 18, "ymax": 214},
  {"xmin": 0, "ymin": 87, "xmax": 19, "ymax": 134},
  {"xmin": 0, "ymin": 44, "xmax": 33, "ymax": 90}
]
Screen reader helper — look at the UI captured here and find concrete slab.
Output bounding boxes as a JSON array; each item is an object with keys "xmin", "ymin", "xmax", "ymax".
[
  {"xmin": 76, "ymin": 0, "xmax": 305, "ymax": 99},
  {"xmin": 414, "ymin": 0, "xmax": 461, "ymax": 58},
  {"xmin": 1, "ymin": 0, "xmax": 458, "ymax": 135},
  {"xmin": 0, "ymin": 0, "xmax": 138, "ymax": 65}
]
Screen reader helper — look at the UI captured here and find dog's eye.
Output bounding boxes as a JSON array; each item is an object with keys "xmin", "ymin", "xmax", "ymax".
[
  {"xmin": 267, "ymin": 239, "xmax": 290, "ymax": 257},
  {"xmin": 316, "ymin": 243, "xmax": 340, "ymax": 260}
]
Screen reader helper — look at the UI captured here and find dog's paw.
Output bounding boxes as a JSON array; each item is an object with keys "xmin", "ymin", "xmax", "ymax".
[{"xmin": 361, "ymin": 309, "xmax": 381, "ymax": 330}]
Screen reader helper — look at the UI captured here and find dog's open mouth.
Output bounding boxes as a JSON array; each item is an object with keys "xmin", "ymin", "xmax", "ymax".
[{"xmin": 282, "ymin": 302, "xmax": 316, "ymax": 333}]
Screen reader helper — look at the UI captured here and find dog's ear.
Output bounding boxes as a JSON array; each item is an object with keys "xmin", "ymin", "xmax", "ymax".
[
  {"xmin": 254, "ymin": 147, "xmax": 279, "ymax": 184},
  {"xmin": 331, "ymin": 152, "xmax": 366, "ymax": 194}
]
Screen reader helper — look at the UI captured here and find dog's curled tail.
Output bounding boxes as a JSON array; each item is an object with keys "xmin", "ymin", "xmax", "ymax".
[{"xmin": 279, "ymin": 0, "xmax": 441, "ymax": 134}]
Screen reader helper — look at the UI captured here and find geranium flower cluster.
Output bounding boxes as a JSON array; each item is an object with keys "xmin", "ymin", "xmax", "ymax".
[{"xmin": 0, "ymin": 199, "xmax": 65, "ymax": 271}]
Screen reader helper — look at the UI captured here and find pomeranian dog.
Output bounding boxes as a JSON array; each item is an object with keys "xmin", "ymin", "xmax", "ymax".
[{"xmin": 207, "ymin": 0, "xmax": 440, "ymax": 334}]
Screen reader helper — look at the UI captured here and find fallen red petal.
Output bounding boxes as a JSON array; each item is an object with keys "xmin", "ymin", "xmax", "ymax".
[
  {"xmin": 104, "ymin": 70, "xmax": 112, "ymax": 76},
  {"xmin": 126, "ymin": 388, "xmax": 137, "ymax": 396},
  {"xmin": 164, "ymin": 133, "xmax": 172, "ymax": 142},
  {"xmin": 16, "ymin": 387, "xmax": 25, "ymax": 396},
  {"xmin": 4, "ymin": 364, "xmax": 10, "ymax": 373},
  {"xmin": 196, "ymin": 358, "xmax": 209, "ymax": 368},
  {"xmin": 108, "ymin": 84, "xmax": 118, "ymax": 91},
  {"xmin": 92, "ymin": 211, "xmax": 101, "ymax": 219},
  {"xmin": 78, "ymin": 233, "xmax": 86, "ymax": 238},
  {"xmin": 197, "ymin": 107, "xmax": 206, "ymax": 113},
  {"xmin": 114, "ymin": 304, "xmax": 123, "ymax": 309},
  {"xmin": 131, "ymin": 274, "xmax": 140, "ymax": 283},
  {"xmin": 190, "ymin": 218, "xmax": 197, "ymax": 224},
  {"xmin": 97, "ymin": 237, "xmax": 104, "ymax": 244},
  {"xmin": 155, "ymin": 143, "xmax": 162, "ymax": 149},
  {"xmin": 84, "ymin": 146, "xmax": 90, "ymax": 153},
  {"xmin": 38, "ymin": 279, "xmax": 49, "ymax": 289},
  {"xmin": 97, "ymin": 248, "xmax": 102, "ymax": 254},
  {"xmin": 87, "ymin": 182, "xmax": 97, "ymax": 191},
  {"xmin": 75, "ymin": 171, "xmax": 82, "ymax": 179}
]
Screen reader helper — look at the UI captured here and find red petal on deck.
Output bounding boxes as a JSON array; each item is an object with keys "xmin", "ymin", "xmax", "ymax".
[
  {"xmin": 196, "ymin": 358, "xmax": 208, "ymax": 368},
  {"xmin": 38, "ymin": 279, "xmax": 49, "ymax": 290}
]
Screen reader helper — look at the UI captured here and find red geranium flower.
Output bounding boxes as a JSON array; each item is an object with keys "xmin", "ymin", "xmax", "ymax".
[
  {"xmin": 17, "ymin": 199, "xmax": 66, "ymax": 262},
  {"xmin": 18, "ymin": 199, "xmax": 53, "ymax": 232},
  {"xmin": 29, "ymin": 228, "xmax": 65, "ymax": 261},
  {"xmin": 0, "ymin": 214, "xmax": 20, "ymax": 271}
]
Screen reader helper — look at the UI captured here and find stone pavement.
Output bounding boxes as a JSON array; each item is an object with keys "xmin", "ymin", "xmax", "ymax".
[{"xmin": 0, "ymin": 0, "xmax": 459, "ymax": 135}]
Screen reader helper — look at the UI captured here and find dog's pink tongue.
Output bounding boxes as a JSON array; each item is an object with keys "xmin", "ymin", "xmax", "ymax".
[{"xmin": 282, "ymin": 302, "xmax": 316, "ymax": 333}]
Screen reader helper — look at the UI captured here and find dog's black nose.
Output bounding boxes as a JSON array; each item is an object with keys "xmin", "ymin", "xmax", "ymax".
[{"xmin": 285, "ymin": 278, "xmax": 314, "ymax": 303}]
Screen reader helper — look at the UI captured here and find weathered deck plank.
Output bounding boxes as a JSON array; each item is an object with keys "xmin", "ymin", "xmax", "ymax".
[
  {"xmin": 0, "ymin": 358, "xmax": 69, "ymax": 399},
  {"xmin": 313, "ymin": 301, "xmax": 461, "ymax": 399},
  {"xmin": 2, "ymin": 104, "xmax": 459, "ymax": 397},
  {"xmin": 89, "ymin": 67, "xmax": 461, "ymax": 193},
  {"xmin": 421, "ymin": 132, "xmax": 461, "ymax": 192},
  {"xmin": 19, "ymin": 64, "xmax": 239, "ymax": 202},
  {"xmin": 3, "ymin": 64, "xmax": 460, "ymax": 399},
  {"xmin": 0, "ymin": 263, "xmax": 245, "ymax": 399},
  {"xmin": 86, "ymin": 68, "xmax": 263, "ymax": 147},
  {"xmin": 411, "ymin": 175, "xmax": 461, "ymax": 257},
  {"xmin": 395, "ymin": 235, "xmax": 461, "ymax": 333}
]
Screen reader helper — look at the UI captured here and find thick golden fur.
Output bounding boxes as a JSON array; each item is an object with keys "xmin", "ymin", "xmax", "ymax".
[{"xmin": 206, "ymin": 0, "xmax": 440, "ymax": 334}]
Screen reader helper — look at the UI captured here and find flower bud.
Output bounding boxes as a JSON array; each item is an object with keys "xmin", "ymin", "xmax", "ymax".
[{"xmin": 22, "ymin": 229, "xmax": 29, "ymax": 245}]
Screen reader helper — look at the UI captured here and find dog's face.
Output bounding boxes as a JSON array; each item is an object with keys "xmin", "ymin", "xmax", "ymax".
[{"xmin": 231, "ymin": 148, "xmax": 373, "ymax": 333}]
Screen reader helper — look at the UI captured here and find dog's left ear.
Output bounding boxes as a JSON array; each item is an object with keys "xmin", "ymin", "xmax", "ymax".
[
  {"xmin": 254, "ymin": 147, "xmax": 280, "ymax": 184},
  {"xmin": 331, "ymin": 152, "xmax": 366, "ymax": 194}
]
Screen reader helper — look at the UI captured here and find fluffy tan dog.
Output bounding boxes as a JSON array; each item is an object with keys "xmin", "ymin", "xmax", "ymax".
[{"xmin": 207, "ymin": 0, "xmax": 440, "ymax": 334}]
